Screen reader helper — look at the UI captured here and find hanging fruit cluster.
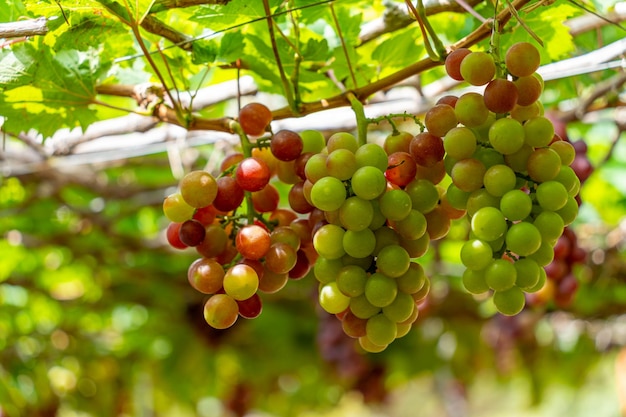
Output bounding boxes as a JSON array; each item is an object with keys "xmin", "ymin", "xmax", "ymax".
[{"xmin": 162, "ymin": 41, "xmax": 582, "ymax": 353}]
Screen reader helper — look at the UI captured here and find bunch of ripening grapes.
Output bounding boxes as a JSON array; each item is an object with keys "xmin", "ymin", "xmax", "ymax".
[
  {"xmin": 163, "ymin": 103, "xmax": 323, "ymax": 330},
  {"xmin": 438, "ymin": 42, "xmax": 580, "ymax": 315}
]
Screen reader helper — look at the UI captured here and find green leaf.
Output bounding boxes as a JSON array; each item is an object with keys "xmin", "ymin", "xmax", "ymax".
[
  {"xmin": 191, "ymin": 0, "xmax": 282, "ymax": 32},
  {"xmin": 191, "ymin": 39, "xmax": 218, "ymax": 64},
  {"xmin": 0, "ymin": 43, "xmax": 37, "ymax": 88},
  {"xmin": 372, "ymin": 28, "xmax": 420, "ymax": 70},
  {"xmin": 0, "ymin": 47, "xmax": 100, "ymax": 137},
  {"xmin": 0, "ymin": 0, "xmax": 27, "ymax": 22},
  {"xmin": 53, "ymin": 12, "xmax": 127, "ymax": 52},
  {"xmin": 218, "ymin": 31, "xmax": 245, "ymax": 63}
]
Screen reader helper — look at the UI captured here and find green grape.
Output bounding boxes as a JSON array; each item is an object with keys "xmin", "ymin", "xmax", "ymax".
[
  {"xmin": 304, "ymin": 153, "xmax": 328, "ymax": 183},
  {"xmin": 343, "ymin": 228, "xmax": 376, "ymax": 258},
  {"xmin": 339, "ymin": 196, "xmax": 374, "ymax": 231},
  {"xmin": 493, "ymin": 286, "xmax": 526, "ymax": 316},
  {"xmin": 350, "ymin": 293, "xmax": 381, "ymax": 319},
  {"xmin": 556, "ymin": 196, "xmax": 579, "ymax": 225},
  {"xmin": 451, "ymin": 158, "xmax": 486, "ymax": 192},
  {"xmin": 504, "ymin": 144, "xmax": 533, "ymax": 173},
  {"xmin": 462, "ymin": 268, "xmax": 489, "ymax": 294},
  {"xmin": 400, "ymin": 231, "xmax": 430, "ymax": 258},
  {"xmin": 525, "ymin": 266, "xmax": 547, "ymax": 293},
  {"xmin": 511, "ymin": 101, "xmax": 543, "ymax": 122},
  {"xmin": 489, "ymin": 118, "xmax": 525, "ymax": 155},
  {"xmin": 365, "ymin": 272, "xmax": 398, "ymax": 307},
  {"xmin": 392, "ymin": 209, "xmax": 427, "ymax": 240},
  {"xmin": 313, "ymin": 256, "xmax": 343, "ymax": 284},
  {"xmin": 527, "ymin": 148, "xmax": 561, "ymax": 182},
  {"xmin": 359, "ymin": 336, "xmax": 388, "ymax": 353},
  {"xmin": 351, "ymin": 166, "xmax": 387, "ymax": 200},
  {"xmin": 500, "ymin": 189, "xmax": 532, "ymax": 221},
  {"xmin": 397, "ymin": 262, "xmax": 426, "ymax": 294},
  {"xmin": 342, "ymin": 254, "xmax": 374, "ymax": 270},
  {"xmin": 379, "ymin": 189, "xmax": 412, "ymax": 221},
  {"xmin": 223, "ymin": 264, "xmax": 259, "ymax": 301},
  {"xmin": 444, "ymin": 127, "xmax": 477, "ymax": 160},
  {"xmin": 384, "ymin": 130, "xmax": 413, "ymax": 154},
  {"xmin": 483, "ymin": 164, "xmax": 517, "ymax": 197},
  {"xmin": 474, "ymin": 147, "xmax": 505, "ymax": 169},
  {"xmin": 327, "ymin": 132, "xmax": 358, "ymax": 153},
  {"xmin": 536, "ymin": 181, "xmax": 569, "ymax": 211},
  {"xmin": 395, "ymin": 322, "xmax": 413, "ymax": 339},
  {"xmin": 460, "ymin": 239, "xmax": 493, "ymax": 270},
  {"xmin": 550, "ymin": 141, "xmax": 576, "ymax": 166},
  {"xmin": 528, "ymin": 241, "xmax": 555, "ymax": 267},
  {"xmin": 446, "ymin": 183, "xmax": 471, "ymax": 210},
  {"xmin": 326, "ymin": 148, "xmax": 357, "ymax": 181},
  {"xmin": 455, "ymin": 92, "xmax": 490, "ymax": 127},
  {"xmin": 514, "ymin": 257, "xmax": 541, "ymax": 290},
  {"xmin": 373, "ymin": 226, "xmax": 400, "ymax": 255},
  {"xmin": 376, "ymin": 245, "xmax": 411, "ymax": 278},
  {"xmin": 382, "ymin": 292, "xmax": 415, "ymax": 323},
  {"xmin": 505, "ymin": 221, "xmax": 542, "ymax": 256},
  {"xmin": 310, "ymin": 176, "xmax": 346, "ymax": 211},
  {"xmin": 466, "ymin": 188, "xmax": 500, "ymax": 217},
  {"xmin": 368, "ymin": 199, "xmax": 387, "ymax": 230},
  {"xmin": 163, "ymin": 192, "xmax": 195, "ymax": 222},
  {"xmin": 471, "ymin": 112, "xmax": 497, "ymax": 142},
  {"xmin": 554, "ymin": 166, "xmax": 581, "ymax": 196},
  {"xmin": 366, "ymin": 313, "xmax": 397, "ymax": 346},
  {"xmin": 336, "ymin": 265, "xmax": 368, "ymax": 297},
  {"xmin": 411, "ymin": 277, "xmax": 431, "ymax": 303},
  {"xmin": 405, "ymin": 179, "xmax": 440, "ymax": 213},
  {"xmin": 471, "ymin": 206, "xmax": 508, "ymax": 242},
  {"xmin": 485, "ymin": 259, "xmax": 517, "ymax": 291},
  {"xmin": 523, "ymin": 116, "xmax": 555, "ymax": 148},
  {"xmin": 319, "ymin": 281, "xmax": 351, "ymax": 314},
  {"xmin": 533, "ymin": 210, "xmax": 564, "ymax": 243},
  {"xmin": 300, "ymin": 129, "xmax": 326, "ymax": 153},
  {"xmin": 460, "ymin": 51, "xmax": 496, "ymax": 86},
  {"xmin": 313, "ymin": 223, "xmax": 346, "ymax": 259},
  {"xmin": 355, "ymin": 143, "xmax": 390, "ymax": 171}
]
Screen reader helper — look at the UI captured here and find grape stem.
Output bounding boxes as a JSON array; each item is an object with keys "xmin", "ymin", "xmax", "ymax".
[
  {"xmin": 367, "ymin": 112, "xmax": 425, "ymax": 133},
  {"xmin": 347, "ymin": 92, "xmax": 368, "ymax": 146},
  {"xmin": 229, "ymin": 119, "xmax": 257, "ymax": 225}
]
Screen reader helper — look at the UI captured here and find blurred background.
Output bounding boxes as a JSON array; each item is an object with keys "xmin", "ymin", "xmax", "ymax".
[{"xmin": 1, "ymin": 0, "xmax": 626, "ymax": 416}]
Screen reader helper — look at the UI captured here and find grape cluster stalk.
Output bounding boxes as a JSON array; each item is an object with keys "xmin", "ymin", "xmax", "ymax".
[{"xmin": 162, "ymin": 42, "xmax": 583, "ymax": 353}]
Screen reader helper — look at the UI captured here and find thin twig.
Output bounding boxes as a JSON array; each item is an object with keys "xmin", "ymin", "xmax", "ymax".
[{"xmin": 329, "ymin": 2, "xmax": 358, "ymax": 89}]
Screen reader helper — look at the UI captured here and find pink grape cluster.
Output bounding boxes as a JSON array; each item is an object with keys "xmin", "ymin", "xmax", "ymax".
[{"xmin": 163, "ymin": 104, "xmax": 319, "ymax": 330}]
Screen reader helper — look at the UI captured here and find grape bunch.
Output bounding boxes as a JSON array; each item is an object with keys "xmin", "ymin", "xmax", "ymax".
[
  {"xmin": 163, "ymin": 103, "xmax": 318, "ymax": 330},
  {"xmin": 297, "ymin": 127, "xmax": 462, "ymax": 353},
  {"xmin": 442, "ymin": 42, "xmax": 580, "ymax": 315}
]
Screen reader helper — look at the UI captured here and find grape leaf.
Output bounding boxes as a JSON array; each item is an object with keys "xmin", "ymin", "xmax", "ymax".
[
  {"xmin": 191, "ymin": 0, "xmax": 282, "ymax": 32},
  {"xmin": 0, "ymin": 0, "xmax": 27, "ymax": 22},
  {"xmin": 372, "ymin": 28, "xmax": 420, "ymax": 70},
  {"xmin": 218, "ymin": 31, "xmax": 245, "ymax": 63},
  {"xmin": 0, "ymin": 46, "xmax": 101, "ymax": 138}
]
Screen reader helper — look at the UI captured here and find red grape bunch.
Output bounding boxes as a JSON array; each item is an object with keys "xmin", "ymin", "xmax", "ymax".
[
  {"xmin": 442, "ymin": 42, "xmax": 581, "ymax": 315},
  {"xmin": 163, "ymin": 103, "xmax": 318, "ymax": 330}
]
